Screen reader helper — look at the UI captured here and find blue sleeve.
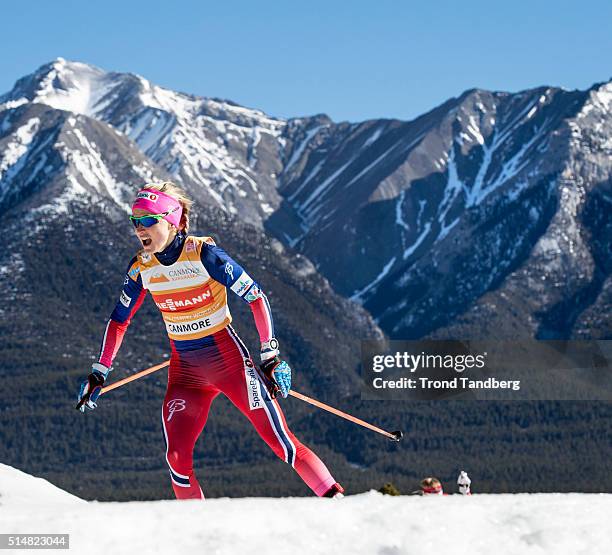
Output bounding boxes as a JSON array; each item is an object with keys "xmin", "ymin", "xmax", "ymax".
[
  {"xmin": 109, "ymin": 256, "xmax": 145, "ymax": 323},
  {"xmin": 200, "ymin": 243, "xmax": 262, "ymax": 303}
]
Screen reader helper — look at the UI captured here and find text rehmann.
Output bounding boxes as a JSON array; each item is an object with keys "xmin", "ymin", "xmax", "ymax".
[{"xmin": 372, "ymin": 352, "xmax": 486, "ymax": 373}]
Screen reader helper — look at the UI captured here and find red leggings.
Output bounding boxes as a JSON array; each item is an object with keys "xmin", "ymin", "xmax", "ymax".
[{"xmin": 161, "ymin": 325, "xmax": 337, "ymax": 499}]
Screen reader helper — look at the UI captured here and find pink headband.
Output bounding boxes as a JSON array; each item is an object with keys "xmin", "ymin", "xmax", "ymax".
[{"xmin": 132, "ymin": 189, "xmax": 183, "ymax": 227}]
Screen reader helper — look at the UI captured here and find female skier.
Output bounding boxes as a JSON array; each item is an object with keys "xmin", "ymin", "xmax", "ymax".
[{"xmin": 77, "ymin": 182, "xmax": 344, "ymax": 500}]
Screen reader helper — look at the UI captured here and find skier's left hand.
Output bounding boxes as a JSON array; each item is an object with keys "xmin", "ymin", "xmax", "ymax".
[{"xmin": 259, "ymin": 357, "xmax": 291, "ymax": 399}]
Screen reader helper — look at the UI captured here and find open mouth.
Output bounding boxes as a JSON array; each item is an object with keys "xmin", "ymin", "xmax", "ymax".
[{"xmin": 142, "ymin": 238, "xmax": 152, "ymax": 247}]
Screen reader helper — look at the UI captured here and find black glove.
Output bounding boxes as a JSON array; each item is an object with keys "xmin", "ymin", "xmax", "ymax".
[
  {"xmin": 257, "ymin": 356, "xmax": 292, "ymax": 399},
  {"xmin": 76, "ymin": 363, "xmax": 110, "ymax": 412}
]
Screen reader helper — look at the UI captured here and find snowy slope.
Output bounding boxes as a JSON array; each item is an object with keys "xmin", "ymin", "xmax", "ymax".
[
  {"xmin": 0, "ymin": 463, "xmax": 84, "ymax": 508},
  {"xmin": 0, "ymin": 464, "xmax": 610, "ymax": 555}
]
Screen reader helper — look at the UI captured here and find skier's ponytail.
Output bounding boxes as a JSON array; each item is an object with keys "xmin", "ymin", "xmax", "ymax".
[{"xmin": 141, "ymin": 181, "xmax": 193, "ymax": 232}]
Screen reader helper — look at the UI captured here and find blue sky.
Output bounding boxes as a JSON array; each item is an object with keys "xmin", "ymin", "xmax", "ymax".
[{"xmin": 1, "ymin": 1, "xmax": 610, "ymax": 122}]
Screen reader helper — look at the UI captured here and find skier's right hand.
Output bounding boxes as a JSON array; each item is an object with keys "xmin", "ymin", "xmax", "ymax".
[{"xmin": 76, "ymin": 363, "xmax": 111, "ymax": 412}]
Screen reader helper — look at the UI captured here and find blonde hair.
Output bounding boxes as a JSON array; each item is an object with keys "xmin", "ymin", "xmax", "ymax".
[{"xmin": 141, "ymin": 181, "xmax": 193, "ymax": 231}]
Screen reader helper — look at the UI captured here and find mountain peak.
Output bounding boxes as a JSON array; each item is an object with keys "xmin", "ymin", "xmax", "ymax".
[{"xmin": 1, "ymin": 58, "xmax": 112, "ymax": 116}]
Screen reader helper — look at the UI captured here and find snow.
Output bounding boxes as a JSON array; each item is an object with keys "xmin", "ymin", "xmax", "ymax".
[
  {"xmin": 126, "ymin": 75, "xmax": 286, "ymax": 207},
  {"xmin": 24, "ymin": 58, "xmax": 115, "ymax": 116},
  {"xmin": 351, "ymin": 256, "xmax": 396, "ymax": 301},
  {"xmin": 403, "ymin": 222, "xmax": 431, "ymax": 260},
  {"xmin": 248, "ymin": 126, "xmax": 262, "ymax": 168},
  {"xmin": 593, "ymin": 82, "xmax": 612, "ymax": 110},
  {"xmin": 496, "ymin": 98, "xmax": 539, "ymax": 145},
  {"xmin": 298, "ymin": 157, "xmax": 355, "ymax": 212},
  {"xmin": 395, "ymin": 190, "xmax": 410, "ymax": 232},
  {"xmin": 535, "ymin": 235, "xmax": 562, "ymax": 256},
  {"xmin": 67, "ymin": 125, "xmax": 133, "ymax": 212},
  {"xmin": 0, "ymin": 98, "xmax": 28, "ymax": 112},
  {"xmin": 362, "ymin": 124, "xmax": 384, "ymax": 149},
  {"xmin": 0, "ymin": 117, "xmax": 41, "ymax": 203},
  {"xmin": 284, "ymin": 125, "xmax": 324, "ymax": 172},
  {"xmin": 0, "ymin": 117, "xmax": 40, "ymax": 181},
  {"xmin": 340, "ymin": 131, "xmax": 424, "ymax": 203},
  {"xmin": 0, "ymin": 464, "xmax": 84, "ymax": 508},
  {"xmin": 122, "ymin": 90, "xmax": 283, "ymax": 210},
  {"xmin": 578, "ymin": 82, "xmax": 612, "ymax": 119},
  {"xmin": 126, "ymin": 109, "xmax": 176, "ymax": 156},
  {"xmin": 1, "ymin": 464, "xmax": 610, "ymax": 555},
  {"xmin": 466, "ymin": 118, "xmax": 550, "ymax": 207},
  {"xmin": 288, "ymin": 159, "xmax": 325, "ymax": 203},
  {"xmin": 417, "ymin": 199, "xmax": 427, "ymax": 225},
  {"xmin": 26, "ymin": 175, "xmax": 87, "ymax": 227},
  {"xmin": 0, "ymin": 252, "xmax": 25, "ymax": 278},
  {"xmin": 342, "ymin": 141, "xmax": 403, "ymax": 190},
  {"xmin": 425, "ymin": 146, "xmax": 465, "ymax": 250},
  {"xmin": 467, "ymin": 115, "xmax": 485, "ymax": 145},
  {"xmin": 438, "ymin": 216, "xmax": 460, "ymax": 241},
  {"xmin": 260, "ymin": 202, "xmax": 274, "ymax": 215}
]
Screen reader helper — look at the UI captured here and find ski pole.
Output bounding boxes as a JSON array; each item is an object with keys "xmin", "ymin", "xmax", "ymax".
[
  {"xmin": 96, "ymin": 360, "xmax": 403, "ymax": 442},
  {"xmin": 77, "ymin": 360, "xmax": 170, "ymax": 410},
  {"xmin": 100, "ymin": 360, "xmax": 170, "ymax": 395},
  {"xmin": 288, "ymin": 390, "xmax": 403, "ymax": 442}
]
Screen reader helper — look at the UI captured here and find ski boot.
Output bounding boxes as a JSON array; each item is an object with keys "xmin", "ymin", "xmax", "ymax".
[{"xmin": 323, "ymin": 483, "xmax": 345, "ymax": 499}]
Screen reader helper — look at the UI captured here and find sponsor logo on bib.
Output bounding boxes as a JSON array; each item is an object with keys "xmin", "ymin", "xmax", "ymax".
[
  {"xmin": 154, "ymin": 286, "xmax": 214, "ymax": 312},
  {"xmin": 150, "ymin": 272, "xmax": 170, "ymax": 284},
  {"xmin": 168, "ymin": 267, "xmax": 202, "ymax": 281}
]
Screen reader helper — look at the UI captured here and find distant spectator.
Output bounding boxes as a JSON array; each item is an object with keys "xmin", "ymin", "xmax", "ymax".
[
  {"xmin": 419, "ymin": 477, "xmax": 444, "ymax": 495},
  {"xmin": 379, "ymin": 482, "xmax": 401, "ymax": 496},
  {"xmin": 457, "ymin": 470, "xmax": 472, "ymax": 495}
]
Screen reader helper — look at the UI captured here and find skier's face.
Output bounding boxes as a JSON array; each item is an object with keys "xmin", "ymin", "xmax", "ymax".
[{"xmin": 132, "ymin": 208, "xmax": 177, "ymax": 253}]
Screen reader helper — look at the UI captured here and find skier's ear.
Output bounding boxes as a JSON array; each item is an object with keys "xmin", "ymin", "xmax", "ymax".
[{"xmin": 180, "ymin": 213, "xmax": 189, "ymax": 232}]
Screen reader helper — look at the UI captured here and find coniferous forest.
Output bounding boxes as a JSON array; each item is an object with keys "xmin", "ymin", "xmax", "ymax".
[{"xmin": 1, "ymin": 206, "xmax": 610, "ymax": 500}]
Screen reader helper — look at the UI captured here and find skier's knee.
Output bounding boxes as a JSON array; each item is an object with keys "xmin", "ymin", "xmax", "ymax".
[{"xmin": 166, "ymin": 448, "xmax": 192, "ymax": 475}]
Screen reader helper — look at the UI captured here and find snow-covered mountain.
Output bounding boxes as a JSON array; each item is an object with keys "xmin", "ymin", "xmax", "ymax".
[
  {"xmin": 1, "ymin": 58, "xmax": 610, "ymax": 341},
  {"xmin": 270, "ymin": 84, "xmax": 612, "ymax": 339},
  {"xmin": 0, "ymin": 101, "xmax": 166, "ymax": 216},
  {"xmin": 1, "ymin": 463, "xmax": 611, "ymax": 555},
  {"xmin": 1, "ymin": 58, "xmax": 287, "ymax": 223}
]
